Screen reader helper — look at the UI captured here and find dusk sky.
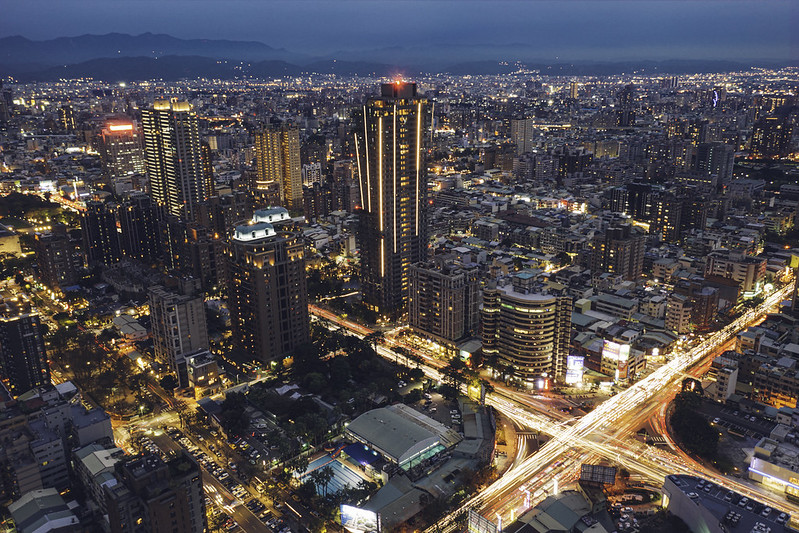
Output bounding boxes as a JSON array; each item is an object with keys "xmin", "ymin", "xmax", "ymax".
[{"xmin": 2, "ymin": 0, "xmax": 797, "ymax": 61}]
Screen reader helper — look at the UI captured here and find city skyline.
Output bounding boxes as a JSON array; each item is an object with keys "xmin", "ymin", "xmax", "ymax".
[
  {"xmin": 1, "ymin": 0, "xmax": 798, "ymax": 530},
  {"xmin": 2, "ymin": 0, "xmax": 796, "ymax": 63}
]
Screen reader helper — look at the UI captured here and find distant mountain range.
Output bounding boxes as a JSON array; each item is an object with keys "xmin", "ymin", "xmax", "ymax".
[{"xmin": 1, "ymin": 33, "xmax": 795, "ymax": 81}]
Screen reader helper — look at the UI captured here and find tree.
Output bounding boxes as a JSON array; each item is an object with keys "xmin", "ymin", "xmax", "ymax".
[
  {"xmin": 159, "ymin": 374, "xmax": 178, "ymax": 394},
  {"xmin": 364, "ymin": 331, "xmax": 385, "ymax": 351},
  {"xmin": 219, "ymin": 392, "xmax": 248, "ymax": 437},
  {"xmin": 310, "ymin": 465, "xmax": 334, "ymax": 497}
]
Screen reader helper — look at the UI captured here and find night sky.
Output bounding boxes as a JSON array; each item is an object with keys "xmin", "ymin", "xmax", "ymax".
[{"xmin": 3, "ymin": 0, "xmax": 796, "ymax": 61}]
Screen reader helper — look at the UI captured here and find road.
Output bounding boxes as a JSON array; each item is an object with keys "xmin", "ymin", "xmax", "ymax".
[
  {"xmin": 311, "ymin": 286, "xmax": 798, "ymax": 531},
  {"xmin": 148, "ymin": 429, "xmax": 267, "ymax": 532}
]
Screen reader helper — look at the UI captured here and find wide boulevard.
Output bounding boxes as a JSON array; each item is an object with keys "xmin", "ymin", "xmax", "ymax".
[{"xmin": 311, "ymin": 284, "xmax": 799, "ymax": 531}]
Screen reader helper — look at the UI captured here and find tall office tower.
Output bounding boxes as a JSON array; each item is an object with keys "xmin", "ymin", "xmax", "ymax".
[
  {"xmin": 142, "ymin": 100, "xmax": 209, "ymax": 220},
  {"xmin": 616, "ymin": 84, "xmax": 636, "ymax": 127},
  {"xmin": 590, "ymin": 225, "xmax": 646, "ymax": 281},
  {"xmin": 355, "ymin": 82, "xmax": 429, "ymax": 318},
  {"xmin": 224, "ymin": 208, "xmax": 309, "ymax": 363},
  {"xmin": 481, "ymin": 280, "xmax": 572, "ymax": 384},
  {"xmin": 118, "ymin": 193, "xmax": 162, "ymax": 263},
  {"xmin": 254, "ymin": 124, "xmax": 302, "ymax": 211},
  {"xmin": 510, "ymin": 118, "xmax": 536, "ymax": 155},
  {"xmin": 0, "ymin": 314, "xmax": 50, "ymax": 396},
  {"xmin": 409, "ymin": 259, "xmax": 479, "ymax": 347},
  {"xmin": 104, "ymin": 451, "xmax": 205, "ymax": 533},
  {"xmin": 101, "ymin": 120, "xmax": 145, "ymax": 177},
  {"xmin": 695, "ymin": 142, "xmax": 734, "ymax": 186},
  {"xmin": 81, "ymin": 200, "xmax": 121, "ymax": 267},
  {"xmin": 649, "ymin": 194, "xmax": 683, "ymax": 243},
  {"xmin": 570, "ymin": 81, "xmax": 579, "ymax": 99},
  {"xmin": 58, "ymin": 105, "xmax": 76, "ymax": 132},
  {"xmin": 32, "ymin": 225, "xmax": 79, "ymax": 292},
  {"xmin": 148, "ymin": 280, "xmax": 209, "ymax": 388},
  {"xmin": 200, "ymin": 140, "xmax": 215, "ymax": 198},
  {"xmin": 751, "ymin": 116, "xmax": 794, "ymax": 159}
]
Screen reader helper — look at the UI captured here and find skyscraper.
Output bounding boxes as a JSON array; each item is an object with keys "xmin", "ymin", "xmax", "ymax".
[
  {"xmin": 148, "ymin": 280, "xmax": 209, "ymax": 388},
  {"xmin": 751, "ymin": 116, "xmax": 794, "ymax": 159},
  {"xmin": 0, "ymin": 314, "xmax": 50, "ymax": 396},
  {"xmin": 616, "ymin": 84, "xmax": 636, "ymax": 127},
  {"xmin": 32, "ymin": 225, "xmax": 79, "ymax": 292},
  {"xmin": 81, "ymin": 200, "xmax": 122, "ymax": 267},
  {"xmin": 118, "ymin": 193, "xmax": 162, "ymax": 263},
  {"xmin": 142, "ymin": 100, "xmax": 209, "ymax": 220},
  {"xmin": 589, "ymin": 225, "xmax": 646, "ymax": 281},
  {"xmin": 254, "ymin": 124, "xmax": 302, "ymax": 211},
  {"xmin": 511, "ymin": 118, "xmax": 536, "ymax": 155},
  {"xmin": 570, "ymin": 81, "xmax": 579, "ymax": 99},
  {"xmin": 58, "ymin": 105, "xmax": 75, "ymax": 132},
  {"xmin": 355, "ymin": 82, "xmax": 429, "ymax": 318},
  {"xmin": 224, "ymin": 208, "xmax": 309, "ymax": 363},
  {"xmin": 101, "ymin": 120, "xmax": 145, "ymax": 177},
  {"xmin": 695, "ymin": 142, "xmax": 734, "ymax": 186},
  {"xmin": 481, "ymin": 280, "xmax": 572, "ymax": 384},
  {"xmin": 409, "ymin": 259, "xmax": 480, "ymax": 347}
]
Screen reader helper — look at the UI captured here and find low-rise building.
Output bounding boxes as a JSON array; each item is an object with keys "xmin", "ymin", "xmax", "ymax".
[{"xmin": 8, "ymin": 488, "xmax": 80, "ymax": 533}]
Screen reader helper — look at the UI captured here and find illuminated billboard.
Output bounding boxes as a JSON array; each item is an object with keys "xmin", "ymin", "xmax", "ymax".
[
  {"xmin": 565, "ymin": 355, "xmax": 584, "ymax": 385},
  {"xmin": 468, "ymin": 509, "xmax": 498, "ymax": 533},
  {"xmin": 602, "ymin": 340, "xmax": 630, "ymax": 362},
  {"xmin": 340, "ymin": 505, "xmax": 379, "ymax": 533}
]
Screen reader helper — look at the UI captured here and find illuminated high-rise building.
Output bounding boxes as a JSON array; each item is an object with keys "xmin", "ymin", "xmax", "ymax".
[
  {"xmin": 81, "ymin": 200, "xmax": 122, "ymax": 267},
  {"xmin": 224, "ymin": 208, "xmax": 309, "ymax": 363},
  {"xmin": 254, "ymin": 124, "xmax": 302, "ymax": 211},
  {"xmin": 590, "ymin": 224, "xmax": 646, "ymax": 281},
  {"xmin": 482, "ymin": 279, "xmax": 572, "ymax": 384},
  {"xmin": 616, "ymin": 84, "xmax": 636, "ymax": 127},
  {"xmin": 0, "ymin": 314, "xmax": 50, "ymax": 396},
  {"xmin": 100, "ymin": 120, "xmax": 145, "ymax": 177},
  {"xmin": 141, "ymin": 100, "xmax": 209, "ymax": 220},
  {"xmin": 149, "ymin": 280, "xmax": 209, "ymax": 388},
  {"xmin": 355, "ymin": 82, "xmax": 429, "ymax": 318},
  {"xmin": 409, "ymin": 259, "xmax": 479, "ymax": 347},
  {"xmin": 58, "ymin": 105, "xmax": 76, "ymax": 132},
  {"xmin": 118, "ymin": 193, "xmax": 162, "ymax": 263},
  {"xmin": 751, "ymin": 116, "xmax": 794, "ymax": 159}
]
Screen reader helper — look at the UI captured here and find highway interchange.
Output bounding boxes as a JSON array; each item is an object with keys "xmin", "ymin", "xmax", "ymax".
[{"xmin": 312, "ymin": 285, "xmax": 799, "ymax": 531}]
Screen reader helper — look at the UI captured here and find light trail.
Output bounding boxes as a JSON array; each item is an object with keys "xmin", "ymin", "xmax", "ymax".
[
  {"xmin": 310, "ymin": 287, "xmax": 797, "ymax": 531},
  {"xmin": 425, "ymin": 285, "xmax": 795, "ymax": 532}
]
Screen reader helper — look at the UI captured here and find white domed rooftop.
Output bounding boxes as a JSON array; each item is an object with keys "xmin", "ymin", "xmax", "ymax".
[
  {"xmin": 253, "ymin": 207, "xmax": 290, "ymax": 225},
  {"xmin": 233, "ymin": 222, "xmax": 276, "ymax": 242}
]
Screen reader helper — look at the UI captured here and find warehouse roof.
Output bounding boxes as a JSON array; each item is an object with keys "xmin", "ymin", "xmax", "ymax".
[{"xmin": 347, "ymin": 405, "xmax": 441, "ymax": 465}]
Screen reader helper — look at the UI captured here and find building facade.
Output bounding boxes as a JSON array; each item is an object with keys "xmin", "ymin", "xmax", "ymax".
[
  {"xmin": 81, "ymin": 200, "xmax": 122, "ymax": 267},
  {"xmin": 589, "ymin": 224, "xmax": 645, "ymax": 281},
  {"xmin": 482, "ymin": 281, "xmax": 572, "ymax": 384},
  {"xmin": 101, "ymin": 120, "xmax": 145, "ymax": 177},
  {"xmin": 409, "ymin": 259, "xmax": 480, "ymax": 346},
  {"xmin": 254, "ymin": 124, "xmax": 302, "ymax": 211},
  {"xmin": 355, "ymin": 82, "xmax": 429, "ymax": 318},
  {"xmin": 224, "ymin": 209, "xmax": 309, "ymax": 363},
  {"xmin": 148, "ymin": 280, "xmax": 209, "ymax": 388},
  {"xmin": 142, "ymin": 100, "xmax": 209, "ymax": 220},
  {"xmin": 0, "ymin": 314, "xmax": 50, "ymax": 396}
]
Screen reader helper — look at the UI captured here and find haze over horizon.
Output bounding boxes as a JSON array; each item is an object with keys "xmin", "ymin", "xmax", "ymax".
[{"xmin": 3, "ymin": 0, "xmax": 797, "ymax": 63}]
